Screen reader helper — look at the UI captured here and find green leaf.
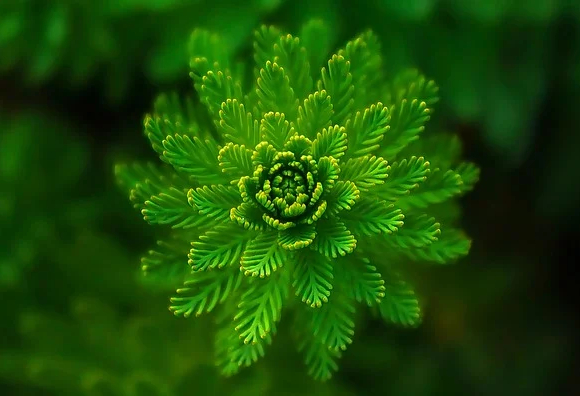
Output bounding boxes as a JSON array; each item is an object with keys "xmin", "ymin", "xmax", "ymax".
[
  {"xmin": 218, "ymin": 142, "xmax": 254, "ymax": 179},
  {"xmin": 296, "ymin": 90, "xmax": 334, "ymax": 140},
  {"xmin": 253, "ymin": 25, "xmax": 281, "ymax": 72},
  {"xmin": 311, "ymin": 219, "xmax": 356, "ymax": 258},
  {"xmin": 344, "ymin": 258, "xmax": 385, "ymax": 306},
  {"xmin": 293, "ymin": 250, "xmax": 334, "ymax": 308},
  {"xmin": 406, "ymin": 228, "xmax": 471, "ymax": 264},
  {"xmin": 260, "ymin": 111, "xmax": 296, "ymax": 150},
  {"xmin": 376, "ymin": 156, "xmax": 430, "ymax": 201},
  {"xmin": 169, "ymin": 265, "xmax": 241, "ymax": 317},
  {"xmin": 318, "ymin": 54, "xmax": 354, "ymax": 125},
  {"xmin": 340, "ymin": 197, "xmax": 404, "ymax": 237},
  {"xmin": 380, "ymin": 99, "xmax": 431, "ymax": 160},
  {"xmin": 338, "ymin": 30, "xmax": 384, "ymax": 107},
  {"xmin": 115, "ymin": 162, "xmax": 182, "ymax": 209},
  {"xmin": 311, "ymin": 292, "xmax": 356, "ymax": 351},
  {"xmin": 398, "ymin": 133, "xmax": 462, "ymax": 171},
  {"xmin": 188, "ymin": 225, "xmax": 251, "ymax": 271},
  {"xmin": 234, "ymin": 270, "xmax": 290, "ymax": 344},
  {"xmin": 162, "ymin": 134, "xmax": 227, "ymax": 184},
  {"xmin": 187, "ymin": 185, "xmax": 241, "ymax": 223},
  {"xmin": 189, "ymin": 29, "xmax": 230, "ymax": 78},
  {"xmin": 379, "ymin": 272, "xmax": 422, "ymax": 327},
  {"xmin": 340, "ymin": 155, "xmax": 389, "ymax": 190},
  {"xmin": 256, "ymin": 61, "xmax": 299, "ymax": 120},
  {"xmin": 284, "ymin": 135, "xmax": 312, "ymax": 157},
  {"xmin": 273, "ymin": 33, "xmax": 313, "ymax": 100},
  {"xmin": 230, "ymin": 202, "xmax": 266, "ymax": 231},
  {"xmin": 384, "ymin": 214, "xmax": 440, "ymax": 249},
  {"xmin": 141, "ymin": 236, "xmax": 193, "ymax": 286},
  {"xmin": 197, "ymin": 70, "xmax": 243, "ymax": 118},
  {"xmin": 241, "ymin": 230, "xmax": 288, "ymax": 278},
  {"xmin": 387, "ymin": 68, "xmax": 439, "ymax": 108},
  {"xmin": 316, "ymin": 156, "xmax": 340, "ymax": 191},
  {"xmin": 299, "ymin": 19, "xmax": 334, "ymax": 77},
  {"xmin": 399, "ymin": 167, "xmax": 464, "ymax": 208},
  {"xmin": 252, "ymin": 141, "xmax": 277, "ymax": 168},
  {"xmin": 143, "ymin": 116, "xmax": 175, "ymax": 161},
  {"xmin": 216, "ymin": 324, "xmax": 271, "ymax": 376},
  {"xmin": 299, "ymin": 336, "xmax": 341, "ymax": 381},
  {"xmin": 311, "ymin": 125, "xmax": 347, "ymax": 160},
  {"xmin": 218, "ymin": 99, "xmax": 260, "ymax": 147},
  {"xmin": 344, "ymin": 103, "xmax": 390, "ymax": 158},
  {"xmin": 325, "ymin": 181, "xmax": 360, "ymax": 214},
  {"xmin": 151, "ymin": 93, "xmax": 205, "ymax": 138},
  {"xmin": 455, "ymin": 162, "xmax": 480, "ymax": 194},
  {"xmin": 143, "ymin": 187, "xmax": 203, "ymax": 228},
  {"xmin": 278, "ymin": 223, "xmax": 317, "ymax": 250}
]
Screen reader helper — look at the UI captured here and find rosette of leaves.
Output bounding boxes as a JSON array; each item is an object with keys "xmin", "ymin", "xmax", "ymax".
[{"xmin": 116, "ymin": 20, "xmax": 479, "ymax": 380}]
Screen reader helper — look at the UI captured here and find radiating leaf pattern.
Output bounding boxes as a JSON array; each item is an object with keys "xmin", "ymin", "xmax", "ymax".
[{"xmin": 116, "ymin": 20, "xmax": 479, "ymax": 381}]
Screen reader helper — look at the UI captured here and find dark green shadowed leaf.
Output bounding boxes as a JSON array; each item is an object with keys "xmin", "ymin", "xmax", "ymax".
[
  {"xmin": 379, "ymin": 271, "xmax": 422, "ymax": 327},
  {"xmin": 170, "ymin": 265, "xmax": 242, "ymax": 317}
]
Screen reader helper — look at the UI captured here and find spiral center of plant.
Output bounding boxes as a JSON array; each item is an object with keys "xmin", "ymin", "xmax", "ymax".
[{"xmin": 254, "ymin": 151, "xmax": 325, "ymax": 226}]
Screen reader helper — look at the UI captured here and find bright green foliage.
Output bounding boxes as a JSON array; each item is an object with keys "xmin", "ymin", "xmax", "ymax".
[{"xmin": 116, "ymin": 21, "xmax": 479, "ymax": 381}]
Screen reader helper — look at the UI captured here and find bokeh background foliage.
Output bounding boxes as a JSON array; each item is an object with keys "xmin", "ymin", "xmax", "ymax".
[{"xmin": 0, "ymin": 0, "xmax": 578, "ymax": 395}]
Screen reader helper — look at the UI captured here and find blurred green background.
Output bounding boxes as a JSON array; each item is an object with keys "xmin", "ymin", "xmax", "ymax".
[{"xmin": 1, "ymin": 0, "xmax": 578, "ymax": 394}]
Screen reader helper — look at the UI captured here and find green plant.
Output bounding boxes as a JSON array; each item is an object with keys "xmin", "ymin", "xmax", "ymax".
[{"xmin": 115, "ymin": 20, "xmax": 479, "ymax": 380}]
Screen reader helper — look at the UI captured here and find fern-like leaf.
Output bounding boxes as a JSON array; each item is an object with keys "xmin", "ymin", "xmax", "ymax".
[
  {"xmin": 234, "ymin": 270, "xmax": 289, "ymax": 344},
  {"xmin": 311, "ymin": 219, "xmax": 356, "ymax": 258},
  {"xmin": 273, "ymin": 34, "xmax": 313, "ymax": 100},
  {"xmin": 311, "ymin": 125, "xmax": 347, "ymax": 160},
  {"xmin": 380, "ymin": 99, "xmax": 431, "ymax": 160},
  {"xmin": 344, "ymin": 103, "xmax": 390, "ymax": 158},
  {"xmin": 318, "ymin": 55, "xmax": 354, "ymax": 125},
  {"xmin": 311, "ymin": 293, "xmax": 356, "ymax": 351},
  {"xmin": 256, "ymin": 61, "xmax": 298, "ymax": 120},
  {"xmin": 170, "ymin": 266, "xmax": 241, "ymax": 317},
  {"xmin": 218, "ymin": 99, "xmax": 260, "ymax": 147},
  {"xmin": 240, "ymin": 230, "xmax": 288, "ymax": 278},
  {"xmin": 379, "ymin": 271, "xmax": 422, "ymax": 327},
  {"xmin": 340, "ymin": 155, "xmax": 389, "ymax": 190},
  {"xmin": 188, "ymin": 225, "xmax": 251, "ymax": 271},
  {"xmin": 376, "ymin": 156, "xmax": 430, "ymax": 200},
  {"xmin": 162, "ymin": 134, "xmax": 227, "ymax": 184},
  {"xmin": 293, "ymin": 250, "xmax": 334, "ymax": 308},
  {"xmin": 143, "ymin": 187, "xmax": 203, "ymax": 228},
  {"xmin": 187, "ymin": 185, "xmax": 241, "ymax": 223},
  {"xmin": 296, "ymin": 91, "xmax": 334, "ymax": 140},
  {"xmin": 260, "ymin": 111, "xmax": 295, "ymax": 150},
  {"xmin": 218, "ymin": 142, "xmax": 254, "ymax": 180},
  {"xmin": 340, "ymin": 197, "xmax": 404, "ymax": 237}
]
